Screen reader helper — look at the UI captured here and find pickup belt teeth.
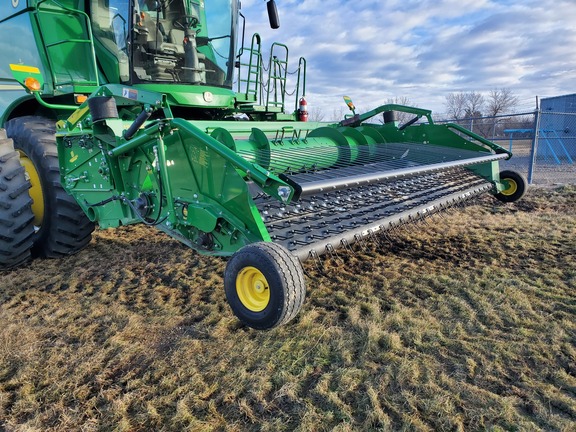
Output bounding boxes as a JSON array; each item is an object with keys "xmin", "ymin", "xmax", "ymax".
[{"xmin": 255, "ymin": 167, "xmax": 493, "ymax": 261}]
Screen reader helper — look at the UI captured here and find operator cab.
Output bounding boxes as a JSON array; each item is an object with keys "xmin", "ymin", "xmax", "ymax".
[{"xmin": 90, "ymin": 0, "xmax": 237, "ymax": 88}]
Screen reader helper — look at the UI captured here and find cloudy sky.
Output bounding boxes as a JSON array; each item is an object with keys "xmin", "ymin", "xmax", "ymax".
[{"xmin": 240, "ymin": 0, "xmax": 575, "ymax": 119}]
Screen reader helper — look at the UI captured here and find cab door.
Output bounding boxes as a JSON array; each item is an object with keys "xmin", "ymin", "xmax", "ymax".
[{"xmin": 33, "ymin": 0, "xmax": 99, "ymax": 93}]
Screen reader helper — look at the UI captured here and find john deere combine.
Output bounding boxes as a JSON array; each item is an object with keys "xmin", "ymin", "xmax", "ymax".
[{"xmin": 0, "ymin": 0, "xmax": 526, "ymax": 328}]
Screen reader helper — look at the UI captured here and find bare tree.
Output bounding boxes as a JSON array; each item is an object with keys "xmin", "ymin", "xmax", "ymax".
[
  {"xmin": 486, "ymin": 88, "xmax": 519, "ymax": 117},
  {"xmin": 463, "ymin": 92, "xmax": 485, "ymax": 118},
  {"xmin": 443, "ymin": 89, "xmax": 519, "ymax": 138},
  {"xmin": 444, "ymin": 92, "xmax": 485, "ymax": 120},
  {"xmin": 307, "ymin": 106, "xmax": 325, "ymax": 122},
  {"xmin": 386, "ymin": 96, "xmax": 414, "ymax": 107},
  {"xmin": 329, "ymin": 107, "xmax": 348, "ymax": 122},
  {"xmin": 445, "ymin": 93, "xmax": 467, "ymax": 120}
]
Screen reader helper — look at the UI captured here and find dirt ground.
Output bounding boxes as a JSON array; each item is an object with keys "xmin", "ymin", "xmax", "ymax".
[{"xmin": 1, "ymin": 185, "xmax": 575, "ymax": 431}]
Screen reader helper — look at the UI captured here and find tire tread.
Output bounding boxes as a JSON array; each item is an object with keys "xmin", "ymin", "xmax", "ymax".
[
  {"xmin": 495, "ymin": 170, "xmax": 528, "ymax": 203},
  {"xmin": 5, "ymin": 116, "xmax": 95, "ymax": 258},
  {"xmin": 225, "ymin": 242, "xmax": 307, "ymax": 329},
  {"xmin": 0, "ymin": 131, "xmax": 34, "ymax": 269}
]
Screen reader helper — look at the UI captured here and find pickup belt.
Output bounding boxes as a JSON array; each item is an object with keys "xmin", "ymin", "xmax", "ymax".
[{"xmin": 254, "ymin": 167, "xmax": 493, "ymax": 261}]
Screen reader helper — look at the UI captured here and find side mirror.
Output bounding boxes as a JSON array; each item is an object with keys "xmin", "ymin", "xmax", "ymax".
[{"xmin": 267, "ymin": 0, "xmax": 280, "ymax": 29}]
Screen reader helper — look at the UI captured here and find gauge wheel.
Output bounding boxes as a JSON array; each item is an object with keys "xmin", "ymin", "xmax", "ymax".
[
  {"xmin": 0, "ymin": 130, "xmax": 35, "ymax": 269},
  {"xmin": 494, "ymin": 170, "xmax": 527, "ymax": 203},
  {"xmin": 5, "ymin": 116, "xmax": 95, "ymax": 258},
  {"xmin": 224, "ymin": 242, "xmax": 306, "ymax": 329}
]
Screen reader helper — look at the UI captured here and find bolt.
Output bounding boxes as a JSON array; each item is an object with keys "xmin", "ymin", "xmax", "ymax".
[{"xmin": 278, "ymin": 186, "xmax": 291, "ymax": 202}]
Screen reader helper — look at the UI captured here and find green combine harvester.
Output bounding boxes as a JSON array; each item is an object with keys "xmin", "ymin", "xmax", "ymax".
[{"xmin": 0, "ymin": 0, "xmax": 526, "ymax": 329}]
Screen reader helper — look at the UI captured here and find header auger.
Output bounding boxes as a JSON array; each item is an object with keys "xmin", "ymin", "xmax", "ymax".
[{"xmin": 0, "ymin": 0, "xmax": 526, "ymax": 329}]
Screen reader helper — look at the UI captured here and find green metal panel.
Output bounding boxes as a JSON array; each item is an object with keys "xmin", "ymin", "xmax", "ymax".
[
  {"xmin": 0, "ymin": 12, "xmax": 46, "ymax": 123},
  {"xmin": 34, "ymin": 1, "xmax": 99, "ymax": 92},
  {"xmin": 56, "ymin": 85, "xmax": 291, "ymax": 255},
  {"xmin": 0, "ymin": 1, "xmax": 102, "ymax": 122},
  {"xmin": 58, "ymin": 117, "xmax": 274, "ymax": 255},
  {"xmin": 133, "ymin": 84, "xmax": 236, "ymax": 110}
]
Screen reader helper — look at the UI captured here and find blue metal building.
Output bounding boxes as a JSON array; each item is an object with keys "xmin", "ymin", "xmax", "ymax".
[
  {"xmin": 541, "ymin": 93, "xmax": 576, "ymax": 113},
  {"xmin": 538, "ymin": 94, "xmax": 576, "ymax": 163}
]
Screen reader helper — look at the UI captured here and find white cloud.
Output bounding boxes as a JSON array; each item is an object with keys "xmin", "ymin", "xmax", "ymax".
[{"xmin": 240, "ymin": 0, "xmax": 576, "ymax": 118}]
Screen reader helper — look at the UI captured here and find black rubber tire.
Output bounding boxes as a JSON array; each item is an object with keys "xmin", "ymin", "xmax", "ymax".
[
  {"xmin": 224, "ymin": 242, "xmax": 306, "ymax": 330},
  {"xmin": 0, "ymin": 130, "xmax": 35, "ymax": 269},
  {"xmin": 494, "ymin": 170, "xmax": 528, "ymax": 203},
  {"xmin": 5, "ymin": 116, "xmax": 95, "ymax": 258}
]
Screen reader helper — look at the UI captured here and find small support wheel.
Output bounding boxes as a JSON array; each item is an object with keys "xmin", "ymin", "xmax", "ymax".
[
  {"xmin": 494, "ymin": 170, "xmax": 527, "ymax": 203},
  {"xmin": 224, "ymin": 242, "xmax": 306, "ymax": 329}
]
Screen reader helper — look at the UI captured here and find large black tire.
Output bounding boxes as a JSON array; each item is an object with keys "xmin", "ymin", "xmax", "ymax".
[
  {"xmin": 224, "ymin": 242, "xmax": 306, "ymax": 330},
  {"xmin": 0, "ymin": 130, "xmax": 35, "ymax": 269},
  {"xmin": 494, "ymin": 170, "xmax": 528, "ymax": 203},
  {"xmin": 5, "ymin": 116, "xmax": 95, "ymax": 258}
]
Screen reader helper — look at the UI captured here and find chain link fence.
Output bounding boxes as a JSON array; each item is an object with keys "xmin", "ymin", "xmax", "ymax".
[{"xmin": 438, "ymin": 111, "xmax": 576, "ymax": 185}]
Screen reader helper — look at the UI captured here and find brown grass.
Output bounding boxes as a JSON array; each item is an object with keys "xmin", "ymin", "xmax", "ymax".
[{"xmin": 1, "ymin": 185, "xmax": 575, "ymax": 431}]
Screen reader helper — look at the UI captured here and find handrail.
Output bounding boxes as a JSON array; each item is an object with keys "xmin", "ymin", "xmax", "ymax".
[
  {"xmin": 35, "ymin": 0, "xmax": 99, "ymax": 89},
  {"xmin": 339, "ymin": 104, "xmax": 433, "ymax": 127},
  {"xmin": 445, "ymin": 123, "xmax": 512, "ymax": 158},
  {"xmin": 265, "ymin": 42, "xmax": 288, "ymax": 111},
  {"xmin": 294, "ymin": 57, "xmax": 306, "ymax": 112},
  {"xmin": 237, "ymin": 33, "xmax": 262, "ymax": 101}
]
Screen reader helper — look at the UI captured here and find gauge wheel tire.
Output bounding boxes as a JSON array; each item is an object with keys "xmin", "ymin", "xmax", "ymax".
[
  {"xmin": 224, "ymin": 242, "xmax": 306, "ymax": 330},
  {"xmin": 0, "ymin": 130, "xmax": 35, "ymax": 269},
  {"xmin": 5, "ymin": 116, "xmax": 95, "ymax": 258},
  {"xmin": 494, "ymin": 170, "xmax": 527, "ymax": 203}
]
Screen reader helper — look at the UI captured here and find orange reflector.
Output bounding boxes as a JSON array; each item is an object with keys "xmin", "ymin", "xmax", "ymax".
[
  {"xmin": 24, "ymin": 77, "xmax": 41, "ymax": 92},
  {"xmin": 75, "ymin": 94, "xmax": 88, "ymax": 104}
]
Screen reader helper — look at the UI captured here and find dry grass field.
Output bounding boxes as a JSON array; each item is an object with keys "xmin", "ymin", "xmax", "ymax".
[{"xmin": 1, "ymin": 186, "xmax": 575, "ymax": 431}]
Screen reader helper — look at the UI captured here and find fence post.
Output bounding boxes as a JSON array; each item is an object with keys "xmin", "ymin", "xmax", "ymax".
[{"xmin": 528, "ymin": 109, "xmax": 541, "ymax": 184}]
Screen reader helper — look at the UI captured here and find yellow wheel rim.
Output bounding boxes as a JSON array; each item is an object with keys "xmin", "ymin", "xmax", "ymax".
[
  {"xmin": 501, "ymin": 178, "xmax": 518, "ymax": 196},
  {"xmin": 236, "ymin": 266, "xmax": 270, "ymax": 312},
  {"xmin": 19, "ymin": 151, "xmax": 44, "ymax": 226}
]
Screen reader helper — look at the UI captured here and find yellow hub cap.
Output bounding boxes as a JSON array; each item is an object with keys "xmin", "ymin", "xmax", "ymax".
[
  {"xmin": 236, "ymin": 266, "xmax": 270, "ymax": 312},
  {"xmin": 19, "ymin": 151, "xmax": 44, "ymax": 226},
  {"xmin": 501, "ymin": 178, "xmax": 518, "ymax": 196}
]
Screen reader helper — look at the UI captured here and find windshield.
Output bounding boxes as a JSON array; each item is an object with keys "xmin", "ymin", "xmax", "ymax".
[{"xmin": 91, "ymin": 0, "xmax": 237, "ymax": 88}]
